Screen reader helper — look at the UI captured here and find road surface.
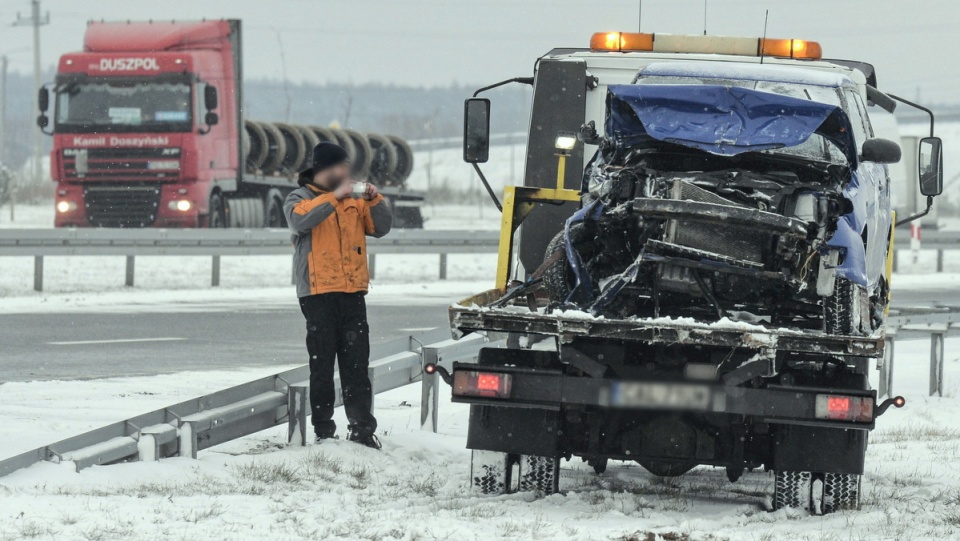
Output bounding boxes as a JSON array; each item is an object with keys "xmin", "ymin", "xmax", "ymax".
[
  {"xmin": 1, "ymin": 283, "xmax": 955, "ymax": 383},
  {"xmin": 1, "ymin": 302, "xmax": 451, "ymax": 382}
]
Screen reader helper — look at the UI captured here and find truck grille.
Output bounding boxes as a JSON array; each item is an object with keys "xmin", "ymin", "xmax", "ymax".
[
  {"xmin": 83, "ymin": 184, "xmax": 161, "ymax": 227},
  {"xmin": 63, "ymin": 147, "xmax": 181, "ymax": 181}
]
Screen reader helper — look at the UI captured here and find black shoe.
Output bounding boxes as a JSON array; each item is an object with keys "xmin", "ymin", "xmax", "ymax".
[
  {"xmin": 314, "ymin": 434, "xmax": 339, "ymax": 444},
  {"xmin": 347, "ymin": 432, "xmax": 381, "ymax": 450}
]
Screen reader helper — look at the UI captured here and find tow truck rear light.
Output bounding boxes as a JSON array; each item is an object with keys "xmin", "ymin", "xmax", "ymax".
[
  {"xmin": 589, "ymin": 32, "xmax": 822, "ymax": 60},
  {"xmin": 453, "ymin": 370, "xmax": 512, "ymax": 399},
  {"xmin": 815, "ymin": 394, "xmax": 874, "ymax": 422}
]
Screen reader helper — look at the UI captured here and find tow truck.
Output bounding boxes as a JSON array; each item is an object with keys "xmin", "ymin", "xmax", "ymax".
[{"xmin": 430, "ymin": 32, "xmax": 943, "ymax": 513}]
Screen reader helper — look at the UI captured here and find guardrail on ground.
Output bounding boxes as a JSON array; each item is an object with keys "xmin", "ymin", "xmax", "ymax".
[
  {"xmin": 0, "ymin": 229, "xmax": 500, "ymax": 291},
  {"xmin": 0, "ymin": 327, "xmax": 501, "ymax": 478}
]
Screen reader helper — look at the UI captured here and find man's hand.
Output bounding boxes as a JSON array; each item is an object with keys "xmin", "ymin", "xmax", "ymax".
[
  {"xmin": 333, "ymin": 181, "xmax": 353, "ymax": 200},
  {"xmin": 363, "ymin": 183, "xmax": 380, "ymax": 201}
]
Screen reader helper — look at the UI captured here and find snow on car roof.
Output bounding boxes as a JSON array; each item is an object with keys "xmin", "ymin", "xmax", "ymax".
[{"xmin": 639, "ymin": 61, "xmax": 855, "ymax": 88}]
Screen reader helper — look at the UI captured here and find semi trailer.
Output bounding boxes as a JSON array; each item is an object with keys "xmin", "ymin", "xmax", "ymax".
[
  {"xmin": 434, "ymin": 32, "xmax": 943, "ymax": 513},
  {"xmin": 37, "ymin": 19, "xmax": 424, "ymax": 229}
]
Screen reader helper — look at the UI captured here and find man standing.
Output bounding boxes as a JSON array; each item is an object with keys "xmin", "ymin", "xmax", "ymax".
[{"xmin": 284, "ymin": 142, "xmax": 392, "ymax": 449}]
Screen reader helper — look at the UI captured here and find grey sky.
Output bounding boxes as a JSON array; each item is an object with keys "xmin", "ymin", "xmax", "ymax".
[{"xmin": 0, "ymin": 0, "xmax": 955, "ymax": 102}]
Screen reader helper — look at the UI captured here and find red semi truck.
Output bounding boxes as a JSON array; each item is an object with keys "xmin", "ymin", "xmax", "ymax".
[{"xmin": 38, "ymin": 19, "xmax": 421, "ymax": 228}]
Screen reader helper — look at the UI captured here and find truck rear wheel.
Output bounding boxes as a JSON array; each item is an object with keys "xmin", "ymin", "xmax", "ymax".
[
  {"xmin": 772, "ymin": 470, "xmax": 812, "ymax": 511},
  {"xmin": 821, "ymin": 473, "xmax": 860, "ymax": 513},
  {"xmin": 471, "ymin": 450, "xmax": 512, "ymax": 495},
  {"xmin": 518, "ymin": 454, "xmax": 560, "ymax": 494},
  {"xmin": 264, "ymin": 190, "xmax": 286, "ymax": 228}
]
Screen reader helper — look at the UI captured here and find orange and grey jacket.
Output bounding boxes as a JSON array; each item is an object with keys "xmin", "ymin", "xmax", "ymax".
[{"xmin": 283, "ymin": 184, "xmax": 392, "ymax": 298}]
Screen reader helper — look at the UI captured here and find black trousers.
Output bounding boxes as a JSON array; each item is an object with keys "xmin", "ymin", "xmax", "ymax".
[{"xmin": 299, "ymin": 292, "xmax": 377, "ymax": 438}]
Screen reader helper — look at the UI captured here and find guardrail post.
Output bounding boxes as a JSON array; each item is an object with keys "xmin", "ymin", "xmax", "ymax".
[
  {"xmin": 930, "ymin": 332, "xmax": 945, "ymax": 397},
  {"xmin": 287, "ymin": 384, "xmax": 308, "ymax": 446},
  {"xmin": 369, "ymin": 254, "xmax": 377, "ymax": 280},
  {"xmin": 880, "ymin": 336, "xmax": 895, "ymax": 398},
  {"xmin": 937, "ymin": 250, "xmax": 944, "ymax": 273},
  {"xmin": 420, "ymin": 347, "xmax": 440, "ymax": 433},
  {"xmin": 125, "ymin": 256, "xmax": 135, "ymax": 287},
  {"xmin": 439, "ymin": 254, "xmax": 447, "ymax": 280},
  {"xmin": 211, "ymin": 255, "xmax": 221, "ymax": 287},
  {"xmin": 33, "ymin": 256, "xmax": 43, "ymax": 292}
]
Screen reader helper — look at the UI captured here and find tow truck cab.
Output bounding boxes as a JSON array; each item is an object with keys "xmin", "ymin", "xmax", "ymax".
[{"xmin": 449, "ymin": 33, "xmax": 941, "ymax": 512}]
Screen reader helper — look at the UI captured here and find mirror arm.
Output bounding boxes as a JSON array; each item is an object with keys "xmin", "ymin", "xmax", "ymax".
[
  {"xmin": 888, "ymin": 93, "xmax": 935, "ymax": 137},
  {"xmin": 472, "ymin": 162, "xmax": 502, "ymax": 212},
  {"xmin": 895, "ymin": 195, "xmax": 934, "ymax": 227},
  {"xmin": 472, "ymin": 76, "xmax": 534, "ymax": 98}
]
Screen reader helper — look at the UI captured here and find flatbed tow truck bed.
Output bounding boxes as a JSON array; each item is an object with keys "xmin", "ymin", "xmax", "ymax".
[{"xmin": 450, "ymin": 288, "xmax": 884, "ymax": 358}]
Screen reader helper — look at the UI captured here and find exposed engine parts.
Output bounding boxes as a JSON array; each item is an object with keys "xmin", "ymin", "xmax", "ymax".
[{"xmin": 540, "ymin": 140, "xmax": 874, "ymax": 332}]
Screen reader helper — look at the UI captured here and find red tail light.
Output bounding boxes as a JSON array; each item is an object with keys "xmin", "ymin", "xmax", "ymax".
[
  {"xmin": 815, "ymin": 394, "xmax": 873, "ymax": 422},
  {"xmin": 453, "ymin": 370, "xmax": 513, "ymax": 399}
]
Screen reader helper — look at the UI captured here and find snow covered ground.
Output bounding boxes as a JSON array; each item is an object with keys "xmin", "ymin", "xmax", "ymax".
[{"xmin": 1, "ymin": 336, "xmax": 959, "ymax": 540}]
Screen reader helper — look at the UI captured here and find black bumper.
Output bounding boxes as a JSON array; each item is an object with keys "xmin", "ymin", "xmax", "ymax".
[{"xmin": 450, "ymin": 362, "xmax": 881, "ymax": 431}]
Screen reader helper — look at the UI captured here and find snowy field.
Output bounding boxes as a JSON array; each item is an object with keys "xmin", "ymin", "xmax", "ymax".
[{"xmin": 1, "ymin": 335, "xmax": 959, "ymax": 541}]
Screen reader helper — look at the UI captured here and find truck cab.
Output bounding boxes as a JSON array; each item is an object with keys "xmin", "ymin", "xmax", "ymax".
[
  {"xmin": 44, "ymin": 20, "xmax": 239, "ymax": 228},
  {"xmin": 447, "ymin": 33, "xmax": 942, "ymax": 513}
]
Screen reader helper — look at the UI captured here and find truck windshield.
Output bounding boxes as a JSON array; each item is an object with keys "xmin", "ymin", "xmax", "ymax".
[
  {"xmin": 636, "ymin": 75, "xmax": 847, "ymax": 164},
  {"xmin": 55, "ymin": 81, "xmax": 192, "ymax": 133}
]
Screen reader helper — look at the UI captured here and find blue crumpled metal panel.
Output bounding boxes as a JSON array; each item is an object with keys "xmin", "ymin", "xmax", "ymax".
[{"xmin": 605, "ymin": 84, "xmax": 858, "ymax": 165}]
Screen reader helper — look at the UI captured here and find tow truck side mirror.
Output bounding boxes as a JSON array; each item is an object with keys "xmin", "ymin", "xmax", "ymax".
[
  {"xmin": 463, "ymin": 98, "xmax": 491, "ymax": 164},
  {"xmin": 861, "ymin": 138, "xmax": 901, "ymax": 164},
  {"xmin": 918, "ymin": 136, "xmax": 943, "ymax": 197}
]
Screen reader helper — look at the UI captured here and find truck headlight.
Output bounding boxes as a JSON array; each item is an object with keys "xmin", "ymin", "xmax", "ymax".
[
  {"xmin": 56, "ymin": 200, "xmax": 77, "ymax": 213},
  {"xmin": 169, "ymin": 200, "xmax": 192, "ymax": 212}
]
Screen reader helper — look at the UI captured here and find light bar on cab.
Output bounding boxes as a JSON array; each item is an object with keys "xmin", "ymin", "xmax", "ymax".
[{"xmin": 589, "ymin": 32, "xmax": 822, "ymax": 60}]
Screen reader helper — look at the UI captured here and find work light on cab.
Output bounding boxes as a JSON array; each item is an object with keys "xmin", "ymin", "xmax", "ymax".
[{"xmin": 589, "ymin": 32, "xmax": 822, "ymax": 60}]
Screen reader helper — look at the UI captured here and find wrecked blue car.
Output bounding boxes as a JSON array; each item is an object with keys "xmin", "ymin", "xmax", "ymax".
[{"xmin": 543, "ymin": 62, "xmax": 901, "ymax": 335}]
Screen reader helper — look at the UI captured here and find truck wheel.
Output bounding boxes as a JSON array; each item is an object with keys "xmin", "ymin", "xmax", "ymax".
[
  {"xmin": 207, "ymin": 193, "xmax": 226, "ymax": 228},
  {"xmin": 822, "ymin": 473, "xmax": 860, "ymax": 513},
  {"xmin": 471, "ymin": 450, "xmax": 512, "ymax": 495},
  {"xmin": 264, "ymin": 191, "xmax": 286, "ymax": 228},
  {"xmin": 772, "ymin": 470, "xmax": 812, "ymax": 511},
  {"xmin": 541, "ymin": 231, "xmax": 573, "ymax": 303},
  {"xmin": 518, "ymin": 454, "xmax": 560, "ymax": 494}
]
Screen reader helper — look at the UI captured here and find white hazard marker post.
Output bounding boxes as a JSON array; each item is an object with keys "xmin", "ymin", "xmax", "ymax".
[{"xmin": 910, "ymin": 222, "xmax": 921, "ymax": 266}]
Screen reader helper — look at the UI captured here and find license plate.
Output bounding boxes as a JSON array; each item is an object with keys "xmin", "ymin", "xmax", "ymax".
[{"xmin": 611, "ymin": 382, "xmax": 712, "ymax": 410}]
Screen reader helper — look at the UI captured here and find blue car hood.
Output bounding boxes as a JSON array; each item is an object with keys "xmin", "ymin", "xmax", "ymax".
[{"xmin": 605, "ymin": 84, "xmax": 858, "ymax": 166}]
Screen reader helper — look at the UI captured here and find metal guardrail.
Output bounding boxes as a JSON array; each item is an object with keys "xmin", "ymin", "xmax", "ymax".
[
  {"xmin": 0, "ymin": 229, "xmax": 500, "ymax": 291},
  {"xmin": 883, "ymin": 306, "xmax": 960, "ymax": 399},
  {"xmin": 0, "ymin": 327, "xmax": 501, "ymax": 478}
]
